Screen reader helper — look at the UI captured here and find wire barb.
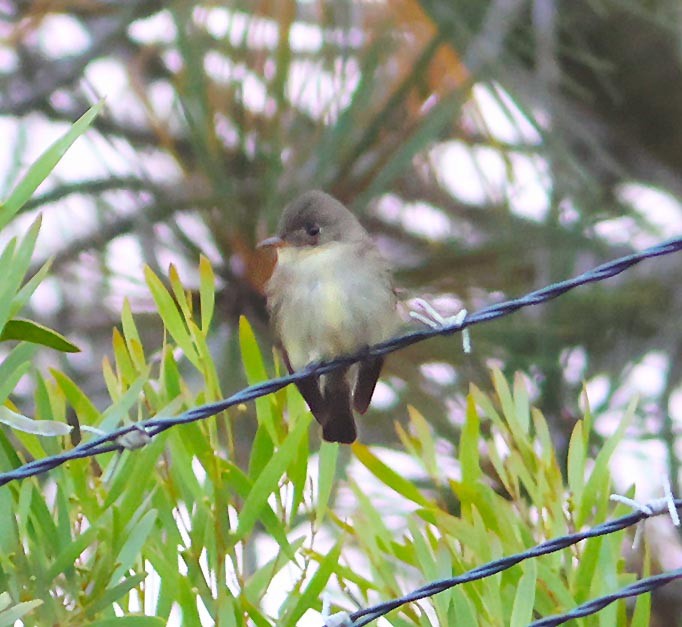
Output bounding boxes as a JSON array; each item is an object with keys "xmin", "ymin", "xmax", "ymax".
[
  {"xmin": 348, "ymin": 500, "xmax": 682, "ymax": 626},
  {"xmin": 0, "ymin": 237, "xmax": 681, "ymax": 626},
  {"xmin": 0, "ymin": 236, "xmax": 680, "ymax": 488},
  {"xmin": 528, "ymin": 568, "xmax": 682, "ymax": 627},
  {"xmin": 409, "ymin": 299, "xmax": 471, "ymax": 353}
]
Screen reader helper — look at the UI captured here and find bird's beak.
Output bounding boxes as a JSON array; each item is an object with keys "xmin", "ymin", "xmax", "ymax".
[{"xmin": 257, "ymin": 235, "xmax": 286, "ymax": 249}]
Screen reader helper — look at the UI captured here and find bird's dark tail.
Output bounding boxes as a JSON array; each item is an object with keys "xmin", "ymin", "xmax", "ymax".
[
  {"xmin": 353, "ymin": 356, "xmax": 384, "ymax": 414},
  {"xmin": 321, "ymin": 369, "xmax": 357, "ymax": 443}
]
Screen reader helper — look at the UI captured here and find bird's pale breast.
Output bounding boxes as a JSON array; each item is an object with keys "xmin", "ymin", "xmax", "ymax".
[{"xmin": 266, "ymin": 241, "xmax": 398, "ymax": 370}]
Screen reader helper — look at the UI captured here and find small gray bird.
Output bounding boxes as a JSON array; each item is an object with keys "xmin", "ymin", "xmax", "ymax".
[{"xmin": 258, "ymin": 190, "xmax": 400, "ymax": 443}]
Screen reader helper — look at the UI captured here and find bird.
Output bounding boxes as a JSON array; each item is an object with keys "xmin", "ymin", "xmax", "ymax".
[{"xmin": 258, "ymin": 190, "xmax": 400, "ymax": 443}]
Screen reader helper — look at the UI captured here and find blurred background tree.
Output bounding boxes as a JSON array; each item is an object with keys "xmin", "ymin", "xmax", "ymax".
[{"xmin": 2, "ymin": 0, "xmax": 682, "ymax": 616}]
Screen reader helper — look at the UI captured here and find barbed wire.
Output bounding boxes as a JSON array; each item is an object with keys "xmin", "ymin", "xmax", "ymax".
[
  {"xmin": 530, "ymin": 568, "xmax": 682, "ymax": 626},
  {"xmin": 0, "ymin": 236, "xmax": 681, "ymax": 488},
  {"xmin": 341, "ymin": 500, "xmax": 682, "ymax": 626}
]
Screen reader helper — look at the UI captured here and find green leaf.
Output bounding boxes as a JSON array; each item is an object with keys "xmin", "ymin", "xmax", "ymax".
[
  {"xmin": 120, "ymin": 299, "xmax": 146, "ymax": 371},
  {"xmin": 168, "ymin": 264, "xmax": 193, "ymax": 324},
  {"xmin": 98, "ymin": 370, "xmax": 150, "ymax": 433},
  {"xmin": 239, "ymin": 316, "xmax": 276, "ymax": 440},
  {"xmin": 46, "ymin": 526, "xmax": 99, "ymax": 583},
  {"xmin": 224, "ymin": 462, "xmax": 295, "ymax": 561},
  {"xmin": 579, "ymin": 397, "xmax": 636, "ymax": 525},
  {"xmin": 316, "ymin": 441, "xmax": 339, "ymax": 523},
  {"xmin": 88, "ymin": 617, "xmax": 166, "ymax": 626},
  {"xmin": 109, "ymin": 509, "xmax": 158, "ymax": 585},
  {"xmin": 353, "ymin": 443, "xmax": 431, "ymax": 508},
  {"xmin": 144, "ymin": 266, "xmax": 199, "ymax": 368},
  {"xmin": 89, "ymin": 573, "xmax": 148, "ymax": 617},
  {"xmin": 10, "ymin": 258, "xmax": 52, "ymax": 319},
  {"xmin": 234, "ymin": 410, "xmax": 311, "ymax": 541},
  {"xmin": 566, "ymin": 420, "xmax": 586, "ymax": 510},
  {"xmin": 0, "ymin": 342, "xmax": 37, "ymax": 403},
  {"xmin": 0, "ymin": 100, "xmax": 105, "ymax": 228},
  {"xmin": 0, "ymin": 597, "xmax": 43, "ymax": 627},
  {"xmin": 0, "ymin": 217, "xmax": 41, "ymax": 333},
  {"xmin": 199, "ymin": 254, "xmax": 215, "ymax": 334},
  {"xmin": 51, "ymin": 369, "xmax": 101, "ymax": 426},
  {"xmin": 631, "ymin": 550, "xmax": 651, "ymax": 627},
  {"xmin": 510, "ymin": 560, "xmax": 537, "ymax": 627},
  {"xmin": 513, "ymin": 372, "xmax": 530, "ymax": 432},
  {"xmin": 0, "ymin": 318, "xmax": 80, "ymax": 352},
  {"xmin": 0, "ymin": 406, "xmax": 71, "ymax": 436},
  {"xmin": 248, "ymin": 421, "xmax": 275, "ymax": 480},
  {"xmin": 245, "ymin": 537, "xmax": 306, "ymax": 603},
  {"xmin": 280, "ymin": 541, "xmax": 343, "ymax": 626},
  {"xmin": 406, "ymin": 405, "xmax": 437, "ymax": 478},
  {"xmin": 460, "ymin": 394, "xmax": 481, "ymax": 485}
]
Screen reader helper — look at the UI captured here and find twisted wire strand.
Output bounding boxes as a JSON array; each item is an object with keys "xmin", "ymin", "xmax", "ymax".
[
  {"xmin": 349, "ymin": 503, "xmax": 682, "ymax": 625},
  {"xmin": 529, "ymin": 568, "xmax": 682, "ymax": 626},
  {"xmin": 0, "ymin": 236, "xmax": 680, "ymax": 489}
]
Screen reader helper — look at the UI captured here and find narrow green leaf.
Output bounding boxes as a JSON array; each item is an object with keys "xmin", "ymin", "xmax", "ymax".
[
  {"xmin": 0, "ymin": 100, "xmax": 105, "ymax": 227},
  {"xmin": 245, "ymin": 537, "xmax": 306, "ymax": 603},
  {"xmin": 186, "ymin": 318, "xmax": 220, "ymax": 397},
  {"xmin": 0, "ymin": 406, "xmax": 71, "ymax": 436},
  {"xmin": 288, "ymin": 427, "xmax": 309, "ymax": 520},
  {"xmin": 112, "ymin": 328, "xmax": 137, "ymax": 385},
  {"xmin": 572, "ymin": 535, "xmax": 604, "ymax": 602},
  {"xmin": 240, "ymin": 598, "xmax": 273, "ymax": 627},
  {"xmin": 120, "ymin": 299, "xmax": 145, "ymax": 369},
  {"xmin": 316, "ymin": 441, "xmax": 339, "ymax": 523},
  {"xmin": 9, "ymin": 258, "xmax": 52, "ymax": 319},
  {"xmin": 450, "ymin": 588, "xmax": 478, "ymax": 627},
  {"xmin": 248, "ymin": 421, "xmax": 275, "ymax": 480},
  {"xmin": 566, "ymin": 420, "xmax": 586, "ymax": 513},
  {"xmin": 0, "ymin": 218, "xmax": 41, "ymax": 333},
  {"xmin": 199, "ymin": 255, "xmax": 215, "ymax": 334},
  {"xmin": 353, "ymin": 443, "xmax": 431, "ymax": 508},
  {"xmin": 224, "ymin": 462, "xmax": 296, "ymax": 561},
  {"xmin": 109, "ymin": 509, "xmax": 158, "ymax": 585},
  {"xmin": 46, "ymin": 526, "xmax": 98, "ymax": 582},
  {"xmin": 89, "ymin": 573, "xmax": 148, "ymax": 617},
  {"xmin": 168, "ymin": 264, "xmax": 193, "ymax": 322},
  {"xmin": 161, "ymin": 345, "xmax": 182, "ymax": 400},
  {"xmin": 0, "ymin": 318, "xmax": 80, "ymax": 352},
  {"xmin": 0, "ymin": 342, "xmax": 37, "ymax": 403},
  {"xmin": 235, "ymin": 410, "xmax": 311, "ymax": 540},
  {"xmin": 0, "ymin": 598, "xmax": 43, "ymax": 627},
  {"xmin": 510, "ymin": 560, "xmax": 537, "ymax": 627},
  {"xmin": 513, "ymin": 372, "xmax": 530, "ymax": 432},
  {"xmin": 580, "ymin": 397, "xmax": 636, "ymax": 525},
  {"xmin": 280, "ymin": 541, "xmax": 343, "ymax": 627},
  {"xmin": 631, "ymin": 550, "xmax": 651, "ymax": 627},
  {"xmin": 407, "ymin": 405, "xmax": 437, "ymax": 478},
  {"xmin": 51, "ymin": 369, "xmax": 101, "ymax": 425},
  {"xmin": 98, "ymin": 370, "xmax": 150, "ymax": 433},
  {"xmin": 239, "ymin": 316, "xmax": 276, "ymax": 440},
  {"xmin": 144, "ymin": 266, "xmax": 199, "ymax": 368},
  {"xmin": 88, "ymin": 616, "xmax": 166, "ymax": 626},
  {"xmin": 408, "ymin": 518, "xmax": 437, "ymax": 579},
  {"xmin": 460, "ymin": 394, "xmax": 481, "ymax": 484}
]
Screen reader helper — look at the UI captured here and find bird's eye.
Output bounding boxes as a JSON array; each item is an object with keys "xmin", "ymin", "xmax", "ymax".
[{"xmin": 305, "ymin": 223, "xmax": 320, "ymax": 236}]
